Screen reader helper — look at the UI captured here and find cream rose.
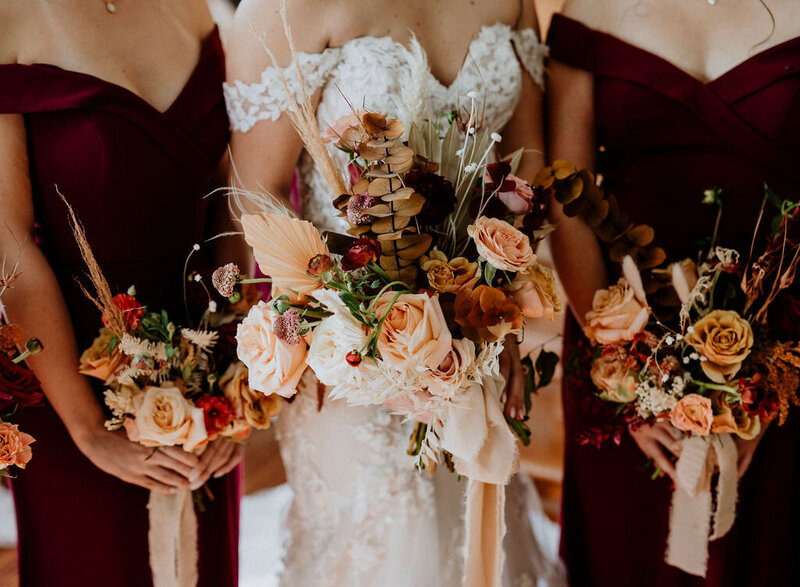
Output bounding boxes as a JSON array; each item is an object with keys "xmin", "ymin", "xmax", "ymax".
[
  {"xmin": 508, "ymin": 262, "xmax": 562, "ymax": 320},
  {"xmin": 124, "ymin": 385, "xmax": 208, "ymax": 452},
  {"xmin": 236, "ymin": 301, "xmax": 307, "ymax": 398},
  {"xmin": 372, "ymin": 292, "xmax": 452, "ymax": 370},
  {"xmin": 670, "ymin": 394, "xmax": 713, "ymax": 436},
  {"xmin": 685, "ymin": 310, "xmax": 754, "ymax": 384},
  {"xmin": 468, "ymin": 216, "xmax": 535, "ymax": 272},
  {"xmin": 422, "ymin": 338, "xmax": 476, "ymax": 399},
  {"xmin": 0, "ymin": 421, "xmax": 34, "ymax": 470},
  {"xmin": 590, "ymin": 353, "xmax": 638, "ymax": 403}
]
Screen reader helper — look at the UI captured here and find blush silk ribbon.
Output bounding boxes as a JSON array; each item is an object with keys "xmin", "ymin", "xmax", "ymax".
[
  {"xmin": 665, "ymin": 433, "xmax": 738, "ymax": 577},
  {"xmin": 441, "ymin": 373, "xmax": 520, "ymax": 587},
  {"xmin": 148, "ymin": 490, "xmax": 199, "ymax": 587}
]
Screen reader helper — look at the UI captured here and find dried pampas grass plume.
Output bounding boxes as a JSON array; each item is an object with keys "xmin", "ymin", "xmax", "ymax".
[
  {"xmin": 250, "ymin": 0, "xmax": 348, "ymax": 199},
  {"xmin": 58, "ymin": 189, "xmax": 126, "ymax": 337}
]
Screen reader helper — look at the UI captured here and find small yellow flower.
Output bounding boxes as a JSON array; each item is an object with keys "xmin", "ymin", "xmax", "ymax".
[{"xmin": 419, "ymin": 249, "xmax": 481, "ymax": 294}]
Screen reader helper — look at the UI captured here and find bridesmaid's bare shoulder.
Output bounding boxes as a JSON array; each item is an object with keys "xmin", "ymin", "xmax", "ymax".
[
  {"xmin": 560, "ymin": 0, "xmax": 631, "ymax": 34},
  {"xmin": 0, "ymin": 1, "xmax": 28, "ymax": 64}
]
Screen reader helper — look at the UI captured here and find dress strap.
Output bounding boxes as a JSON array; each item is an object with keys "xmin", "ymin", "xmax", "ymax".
[
  {"xmin": 223, "ymin": 47, "xmax": 341, "ymax": 133},
  {"xmin": 511, "ymin": 28, "xmax": 548, "ymax": 90}
]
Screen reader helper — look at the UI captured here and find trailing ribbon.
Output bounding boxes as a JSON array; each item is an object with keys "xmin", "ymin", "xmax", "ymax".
[
  {"xmin": 441, "ymin": 373, "xmax": 519, "ymax": 587},
  {"xmin": 148, "ymin": 490, "xmax": 199, "ymax": 587},
  {"xmin": 665, "ymin": 433, "xmax": 738, "ymax": 577}
]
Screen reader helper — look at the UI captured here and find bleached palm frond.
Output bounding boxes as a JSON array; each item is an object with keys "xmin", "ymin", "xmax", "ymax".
[{"xmin": 242, "ymin": 213, "xmax": 328, "ymax": 295}]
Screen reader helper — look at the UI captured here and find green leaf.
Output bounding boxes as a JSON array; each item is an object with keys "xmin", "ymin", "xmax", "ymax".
[
  {"xmin": 339, "ymin": 291, "xmax": 362, "ymax": 318},
  {"xmin": 535, "ymin": 350, "xmax": 559, "ymax": 389},
  {"xmin": 505, "ymin": 147, "xmax": 525, "ymax": 176},
  {"xmin": 483, "ymin": 261, "xmax": 497, "ymax": 286},
  {"xmin": 521, "ymin": 355, "xmax": 536, "ymax": 413},
  {"xmin": 506, "ymin": 416, "xmax": 531, "ymax": 446}
]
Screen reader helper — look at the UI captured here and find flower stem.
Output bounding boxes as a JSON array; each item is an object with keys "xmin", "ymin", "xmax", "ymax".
[{"xmin": 240, "ymin": 277, "xmax": 272, "ymax": 284}]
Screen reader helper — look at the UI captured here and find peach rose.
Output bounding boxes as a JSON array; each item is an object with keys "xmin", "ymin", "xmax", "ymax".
[
  {"xmin": 236, "ymin": 301, "xmax": 307, "ymax": 398},
  {"xmin": 419, "ymin": 249, "xmax": 481, "ymax": 294},
  {"xmin": 79, "ymin": 328, "xmax": 124, "ymax": 382},
  {"xmin": 508, "ymin": 263, "xmax": 562, "ymax": 320},
  {"xmin": 0, "ymin": 421, "xmax": 34, "ymax": 470},
  {"xmin": 710, "ymin": 391, "xmax": 762, "ymax": 440},
  {"xmin": 497, "ymin": 174, "xmax": 536, "ymax": 215},
  {"xmin": 670, "ymin": 394, "xmax": 713, "ymax": 436},
  {"xmin": 123, "ymin": 385, "xmax": 208, "ymax": 452},
  {"xmin": 584, "ymin": 278, "xmax": 650, "ymax": 345},
  {"xmin": 372, "ymin": 292, "xmax": 452, "ymax": 370},
  {"xmin": 590, "ymin": 353, "xmax": 638, "ymax": 403},
  {"xmin": 467, "ymin": 216, "xmax": 536, "ymax": 272},
  {"xmin": 422, "ymin": 338, "xmax": 476, "ymax": 399},
  {"xmin": 685, "ymin": 310, "xmax": 754, "ymax": 384},
  {"xmin": 221, "ymin": 362, "xmax": 282, "ymax": 432}
]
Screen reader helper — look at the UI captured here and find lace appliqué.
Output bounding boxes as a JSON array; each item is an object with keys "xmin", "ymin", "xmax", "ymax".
[
  {"xmin": 512, "ymin": 28, "xmax": 549, "ymax": 90},
  {"xmin": 223, "ymin": 48, "xmax": 340, "ymax": 132}
]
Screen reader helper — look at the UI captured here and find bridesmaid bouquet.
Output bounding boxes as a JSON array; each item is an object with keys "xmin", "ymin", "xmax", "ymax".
[
  {"xmin": 548, "ymin": 161, "xmax": 800, "ymax": 576},
  {"xmin": 0, "ymin": 253, "xmax": 43, "ymax": 475},
  {"xmin": 62, "ymin": 196, "xmax": 269, "ymax": 587}
]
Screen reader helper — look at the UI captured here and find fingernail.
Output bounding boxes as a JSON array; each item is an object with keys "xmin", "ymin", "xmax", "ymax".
[
  {"xmin": 190, "ymin": 481, "xmax": 203, "ymax": 491},
  {"xmin": 188, "ymin": 471, "xmax": 200, "ymax": 483}
]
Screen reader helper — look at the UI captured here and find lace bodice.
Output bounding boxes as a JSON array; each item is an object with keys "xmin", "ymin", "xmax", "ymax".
[{"xmin": 224, "ymin": 23, "xmax": 547, "ymax": 232}]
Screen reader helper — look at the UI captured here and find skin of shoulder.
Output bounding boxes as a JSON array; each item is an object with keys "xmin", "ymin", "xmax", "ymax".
[
  {"xmin": 560, "ymin": 0, "xmax": 625, "ymax": 29},
  {"xmin": 0, "ymin": 1, "xmax": 24, "ymax": 64}
]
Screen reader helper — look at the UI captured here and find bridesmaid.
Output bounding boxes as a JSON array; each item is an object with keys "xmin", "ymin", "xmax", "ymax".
[
  {"xmin": 0, "ymin": 2, "xmax": 241, "ymax": 585},
  {"xmin": 547, "ymin": 0, "xmax": 800, "ymax": 585}
]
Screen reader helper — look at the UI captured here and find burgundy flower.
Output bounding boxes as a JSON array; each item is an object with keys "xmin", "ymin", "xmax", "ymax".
[
  {"xmin": 404, "ymin": 170, "xmax": 456, "ymax": 225},
  {"xmin": 0, "ymin": 354, "xmax": 43, "ymax": 413},
  {"xmin": 307, "ymin": 254, "xmax": 332, "ymax": 278},
  {"xmin": 346, "ymin": 351, "xmax": 362, "ymax": 367},
  {"xmin": 341, "ymin": 238, "xmax": 382, "ymax": 271}
]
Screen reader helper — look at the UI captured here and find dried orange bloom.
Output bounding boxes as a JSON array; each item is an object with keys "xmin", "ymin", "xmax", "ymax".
[
  {"xmin": 420, "ymin": 249, "xmax": 481, "ymax": 294},
  {"xmin": 0, "ymin": 324, "xmax": 25, "ymax": 356},
  {"xmin": 454, "ymin": 285, "xmax": 522, "ymax": 343}
]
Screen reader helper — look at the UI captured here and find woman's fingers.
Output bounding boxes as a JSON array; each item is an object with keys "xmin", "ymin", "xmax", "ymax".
[
  {"xmin": 213, "ymin": 444, "xmax": 244, "ymax": 479},
  {"xmin": 161, "ymin": 445, "xmax": 200, "ymax": 469},
  {"xmin": 646, "ymin": 440, "xmax": 677, "ymax": 481},
  {"xmin": 653, "ymin": 423, "xmax": 683, "ymax": 457},
  {"xmin": 151, "ymin": 451, "xmax": 194, "ymax": 480},
  {"xmin": 145, "ymin": 465, "xmax": 193, "ymax": 491},
  {"xmin": 134, "ymin": 474, "xmax": 179, "ymax": 495},
  {"xmin": 504, "ymin": 367, "xmax": 526, "ymax": 420}
]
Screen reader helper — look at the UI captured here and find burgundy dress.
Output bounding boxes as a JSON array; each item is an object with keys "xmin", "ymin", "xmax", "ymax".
[
  {"xmin": 548, "ymin": 15, "xmax": 800, "ymax": 587},
  {"xmin": 0, "ymin": 30, "xmax": 240, "ymax": 586}
]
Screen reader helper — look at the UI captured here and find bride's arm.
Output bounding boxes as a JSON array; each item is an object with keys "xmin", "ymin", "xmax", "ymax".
[
  {"xmin": 497, "ymin": 0, "xmax": 546, "ymax": 419},
  {"xmin": 226, "ymin": 0, "xmax": 332, "ymax": 205}
]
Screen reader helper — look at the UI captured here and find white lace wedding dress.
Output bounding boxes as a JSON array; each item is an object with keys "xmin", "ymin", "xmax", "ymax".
[{"xmin": 225, "ymin": 23, "xmax": 564, "ymax": 587}]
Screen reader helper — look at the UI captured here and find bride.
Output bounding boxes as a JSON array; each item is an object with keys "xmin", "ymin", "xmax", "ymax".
[{"xmin": 224, "ymin": 0, "xmax": 561, "ymax": 584}]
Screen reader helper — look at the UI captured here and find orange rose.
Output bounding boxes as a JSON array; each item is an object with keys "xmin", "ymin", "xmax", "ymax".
[
  {"xmin": 508, "ymin": 263, "xmax": 562, "ymax": 320},
  {"xmin": 0, "ymin": 421, "xmax": 34, "ymax": 470},
  {"xmin": 670, "ymin": 394, "xmax": 713, "ymax": 436},
  {"xmin": 236, "ymin": 301, "xmax": 307, "ymax": 398},
  {"xmin": 583, "ymin": 278, "xmax": 649, "ymax": 345},
  {"xmin": 590, "ymin": 353, "xmax": 638, "ymax": 403},
  {"xmin": 467, "ymin": 216, "xmax": 536, "ymax": 272},
  {"xmin": 684, "ymin": 310, "xmax": 753, "ymax": 384},
  {"xmin": 710, "ymin": 391, "xmax": 761, "ymax": 440},
  {"xmin": 454, "ymin": 285, "xmax": 522, "ymax": 343},
  {"xmin": 221, "ymin": 362, "xmax": 282, "ymax": 432},
  {"xmin": 79, "ymin": 328, "xmax": 124, "ymax": 381},
  {"xmin": 372, "ymin": 292, "xmax": 452, "ymax": 370}
]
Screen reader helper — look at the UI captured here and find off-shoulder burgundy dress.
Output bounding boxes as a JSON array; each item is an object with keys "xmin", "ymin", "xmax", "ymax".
[
  {"xmin": 0, "ymin": 30, "xmax": 240, "ymax": 586},
  {"xmin": 548, "ymin": 15, "xmax": 800, "ymax": 587}
]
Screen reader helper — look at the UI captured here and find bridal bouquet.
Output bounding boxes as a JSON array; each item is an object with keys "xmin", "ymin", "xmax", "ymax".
[
  {"xmin": 221, "ymin": 104, "xmax": 560, "ymax": 476},
  {"xmin": 547, "ymin": 161, "xmax": 800, "ymax": 576},
  {"xmin": 0, "ymin": 253, "xmax": 43, "ymax": 475}
]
